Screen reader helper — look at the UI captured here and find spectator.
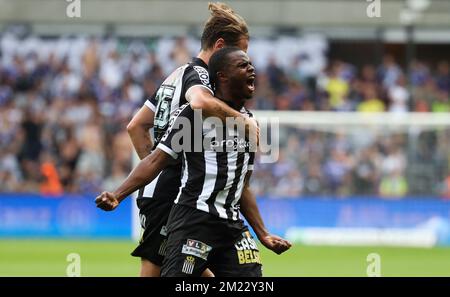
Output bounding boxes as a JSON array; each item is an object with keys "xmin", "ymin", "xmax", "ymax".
[
  {"xmin": 325, "ymin": 62, "xmax": 349, "ymax": 110},
  {"xmin": 357, "ymin": 85, "xmax": 385, "ymax": 112},
  {"xmin": 388, "ymin": 75, "xmax": 410, "ymax": 113},
  {"xmin": 431, "ymin": 91, "xmax": 450, "ymax": 113},
  {"xmin": 436, "ymin": 61, "xmax": 450, "ymax": 92},
  {"xmin": 378, "ymin": 54, "xmax": 402, "ymax": 89},
  {"xmin": 379, "ymin": 170, "xmax": 409, "ymax": 198}
]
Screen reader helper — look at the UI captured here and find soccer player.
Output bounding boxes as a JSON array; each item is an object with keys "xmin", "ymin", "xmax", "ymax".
[
  {"xmin": 96, "ymin": 47, "xmax": 291, "ymax": 276},
  {"xmin": 125, "ymin": 3, "xmax": 258, "ymax": 277}
]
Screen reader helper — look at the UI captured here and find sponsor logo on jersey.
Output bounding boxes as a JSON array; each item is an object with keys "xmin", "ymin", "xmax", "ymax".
[
  {"xmin": 235, "ymin": 232, "xmax": 261, "ymax": 264},
  {"xmin": 193, "ymin": 66, "xmax": 211, "ymax": 88}
]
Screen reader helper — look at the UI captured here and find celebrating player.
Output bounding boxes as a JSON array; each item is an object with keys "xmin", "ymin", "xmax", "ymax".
[
  {"xmin": 96, "ymin": 47, "xmax": 291, "ymax": 276},
  {"xmin": 125, "ymin": 2, "xmax": 254, "ymax": 277}
]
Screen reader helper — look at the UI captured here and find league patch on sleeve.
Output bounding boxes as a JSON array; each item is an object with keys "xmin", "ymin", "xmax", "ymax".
[{"xmin": 181, "ymin": 239, "xmax": 212, "ymax": 260}]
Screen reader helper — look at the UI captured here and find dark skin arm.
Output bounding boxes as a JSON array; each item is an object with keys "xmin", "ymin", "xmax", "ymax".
[
  {"xmin": 240, "ymin": 171, "xmax": 292, "ymax": 255},
  {"xmin": 95, "ymin": 149, "xmax": 170, "ymax": 211},
  {"xmin": 187, "ymin": 86, "xmax": 259, "ymax": 145}
]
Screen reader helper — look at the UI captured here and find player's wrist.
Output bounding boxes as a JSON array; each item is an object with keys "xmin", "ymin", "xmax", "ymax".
[
  {"xmin": 112, "ymin": 191, "xmax": 124, "ymax": 203},
  {"xmin": 255, "ymin": 228, "xmax": 270, "ymax": 240}
]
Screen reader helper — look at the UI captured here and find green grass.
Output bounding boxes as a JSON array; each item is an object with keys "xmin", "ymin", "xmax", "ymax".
[{"xmin": 1, "ymin": 239, "xmax": 449, "ymax": 276}]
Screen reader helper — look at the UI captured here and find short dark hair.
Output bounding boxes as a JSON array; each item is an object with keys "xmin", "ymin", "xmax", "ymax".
[
  {"xmin": 208, "ymin": 47, "xmax": 242, "ymax": 91},
  {"xmin": 201, "ymin": 2, "xmax": 249, "ymax": 50}
]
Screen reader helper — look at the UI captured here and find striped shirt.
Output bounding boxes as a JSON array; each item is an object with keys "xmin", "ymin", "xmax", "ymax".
[
  {"xmin": 157, "ymin": 103, "xmax": 255, "ymax": 221},
  {"xmin": 138, "ymin": 58, "xmax": 213, "ymax": 202}
]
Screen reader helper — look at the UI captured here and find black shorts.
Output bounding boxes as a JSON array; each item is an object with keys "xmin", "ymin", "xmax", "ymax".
[
  {"xmin": 161, "ymin": 204, "xmax": 262, "ymax": 277},
  {"xmin": 131, "ymin": 198, "xmax": 173, "ymax": 266}
]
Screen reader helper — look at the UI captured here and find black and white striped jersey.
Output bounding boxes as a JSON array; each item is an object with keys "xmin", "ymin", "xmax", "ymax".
[
  {"xmin": 156, "ymin": 103, "xmax": 255, "ymax": 221},
  {"xmin": 138, "ymin": 58, "xmax": 213, "ymax": 202}
]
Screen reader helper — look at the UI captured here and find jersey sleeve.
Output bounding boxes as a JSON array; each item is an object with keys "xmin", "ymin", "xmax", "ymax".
[
  {"xmin": 183, "ymin": 65, "xmax": 213, "ymax": 96},
  {"xmin": 156, "ymin": 103, "xmax": 194, "ymax": 160},
  {"xmin": 144, "ymin": 92, "xmax": 157, "ymax": 112}
]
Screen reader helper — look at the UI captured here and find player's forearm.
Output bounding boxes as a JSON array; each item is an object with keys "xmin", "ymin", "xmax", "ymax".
[
  {"xmin": 127, "ymin": 106, "xmax": 155, "ymax": 160},
  {"xmin": 193, "ymin": 94, "xmax": 242, "ymax": 121},
  {"xmin": 190, "ymin": 92, "xmax": 257, "ymax": 140},
  {"xmin": 128, "ymin": 126, "xmax": 154, "ymax": 160},
  {"xmin": 240, "ymin": 186, "xmax": 269, "ymax": 239},
  {"xmin": 113, "ymin": 150, "xmax": 168, "ymax": 202},
  {"xmin": 188, "ymin": 87, "xmax": 247, "ymax": 121},
  {"xmin": 188, "ymin": 87, "xmax": 258, "ymax": 140}
]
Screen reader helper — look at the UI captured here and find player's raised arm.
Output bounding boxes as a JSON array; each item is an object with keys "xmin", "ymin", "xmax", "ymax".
[
  {"xmin": 239, "ymin": 170, "xmax": 292, "ymax": 255},
  {"xmin": 95, "ymin": 148, "xmax": 170, "ymax": 211},
  {"xmin": 186, "ymin": 85, "xmax": 260, "ymax": 143},
  {"xmin": 127, "ymin": 102, "xmax": 155, "ymax": 160},
  {"xmin": 96, "ymin": 103, "xmax": 193, "ymax": 211}
]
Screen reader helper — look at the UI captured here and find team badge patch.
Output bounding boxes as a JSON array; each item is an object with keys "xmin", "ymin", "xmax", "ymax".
[
  {"xmin": 181, "ymin": 239, "xmax": 212, "ymax": 260},
  {"xmin": 182, "ymin": 256, "xmax": 195, "ymax": 274}
]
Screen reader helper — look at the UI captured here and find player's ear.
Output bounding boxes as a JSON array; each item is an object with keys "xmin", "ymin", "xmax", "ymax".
[
  {"xmin": 217, "ymin": 71, "xmax": 228, "ymax": 83},
  {"xmin": 213, "ymin": 38, "xmax": 226, "ymax": 51}
]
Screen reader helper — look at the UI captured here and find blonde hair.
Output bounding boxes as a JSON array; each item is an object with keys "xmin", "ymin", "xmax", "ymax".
[{"xmin": 201, "ymin": 2, "xmax": 249, "ymax": 50}]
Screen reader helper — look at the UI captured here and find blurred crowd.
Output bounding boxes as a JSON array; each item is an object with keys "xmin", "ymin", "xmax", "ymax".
[
  {"xmin": 248, "ymin": 53, "xmax": 449, "ymax": 113},
  {"xmin": 252, "ymin": 128, "xmax": 450, "ymax": 199},
  {"xmin": 0, "ymin": 34, "xmax": 449, "ymax": 197}
]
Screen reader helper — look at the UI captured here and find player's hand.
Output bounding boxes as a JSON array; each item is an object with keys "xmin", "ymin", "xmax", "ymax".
[
  {"xmin": 95, "ymin": 191, "xmax": 119, "ymax": 211},
  {"xmin": 259, "ymin": 234, "xmax": 292, "ymax": 255}
]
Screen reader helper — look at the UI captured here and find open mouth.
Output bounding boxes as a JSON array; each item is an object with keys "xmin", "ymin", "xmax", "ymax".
[{"xmin": 246, "ymin": 74, "xmax": 255, "ymax": 92}]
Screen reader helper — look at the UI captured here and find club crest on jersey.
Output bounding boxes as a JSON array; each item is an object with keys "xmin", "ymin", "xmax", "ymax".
[
  {"xmin": 193, "ymin": 66, "xmax": 211, "ymax": 88},
  {"xmin": 182, "ymin": 256, "xmax": 195, "ymax": 274},
  {"xmin": 181, "ymin": 239, "xmax": 212, "ymax": 260}
]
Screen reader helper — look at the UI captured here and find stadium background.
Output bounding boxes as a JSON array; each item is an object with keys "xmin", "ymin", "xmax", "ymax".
[{"xmin": 1, "ymin": 0, "xmax": 450, "ymax": 276}]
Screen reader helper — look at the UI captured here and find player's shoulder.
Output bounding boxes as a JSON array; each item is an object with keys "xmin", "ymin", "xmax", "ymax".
[
  {"xmin": 240, "ymin": 106, "xmax": 254, "ymax": 118},
  {"xmin": 184, "ymin": 58, "xmax": 211, "ymax": 87},
  {"xmin": 162, "ymin": 63, "xmax": 191, "ymax": 84}
]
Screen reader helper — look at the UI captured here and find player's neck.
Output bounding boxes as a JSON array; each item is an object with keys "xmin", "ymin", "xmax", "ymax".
[
  {"xmin": 215, "ymin": 88, "xmax": 245, "ymax": 110},
  {"xmin": 197, "ymin": 50, "xmax": 211, "ymax": 65}
]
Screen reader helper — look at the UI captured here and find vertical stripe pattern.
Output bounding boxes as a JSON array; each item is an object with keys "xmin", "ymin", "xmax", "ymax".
[{"xmin": 174, "ymin": 107, "xmax": 254, "ymax": 221}]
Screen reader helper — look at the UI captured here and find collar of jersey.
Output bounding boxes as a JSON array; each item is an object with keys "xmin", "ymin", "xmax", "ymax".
[{"xmin": 191, "ymin": 57, "xmax": 208, "ymax": 69}]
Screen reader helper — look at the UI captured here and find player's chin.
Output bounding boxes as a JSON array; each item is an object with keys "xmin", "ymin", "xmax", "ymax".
[{"xmin": 244, "ymin": 89, "xmax": 254, "ymax": 100}]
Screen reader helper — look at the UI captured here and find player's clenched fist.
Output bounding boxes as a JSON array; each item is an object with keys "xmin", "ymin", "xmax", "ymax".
[
  {"xmin": 95, "ymin": 191, "xmax": 119, "ymax": 211},
  {"xmin": 260, "ymin": 234, "xmax": 292, "ymax": 255}
]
